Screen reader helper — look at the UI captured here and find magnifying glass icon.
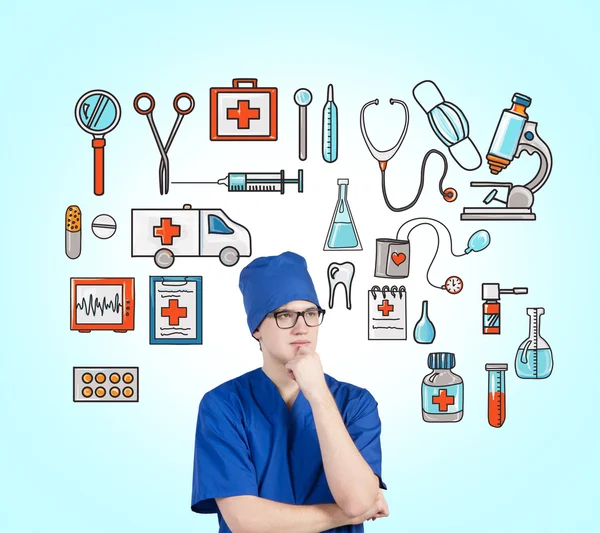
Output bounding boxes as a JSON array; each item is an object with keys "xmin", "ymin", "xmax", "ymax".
[{"xmin": 74, "ymin": 90, "xmax": 121, "ymax": 196}]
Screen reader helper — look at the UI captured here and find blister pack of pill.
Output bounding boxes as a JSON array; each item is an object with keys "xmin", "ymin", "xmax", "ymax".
[{"xmin": 73, "ymin": 367, "xmax": 139, "ymax": 402}]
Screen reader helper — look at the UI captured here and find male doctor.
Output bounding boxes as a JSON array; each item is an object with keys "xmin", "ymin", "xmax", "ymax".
[{"xmin": 191, "ymin": 251, "xmax": 389, "ymax": 532}]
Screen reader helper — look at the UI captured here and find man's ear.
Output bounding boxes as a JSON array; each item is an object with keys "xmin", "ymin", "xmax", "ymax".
[{"xmin": 252, "ymin": 328, "xmax": 261, "ymax": 341}]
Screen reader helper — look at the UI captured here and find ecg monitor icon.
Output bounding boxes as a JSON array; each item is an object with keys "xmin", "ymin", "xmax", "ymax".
[{"xmin": 70, "ymin": 277, "xmax": 135, "ymax": 333}]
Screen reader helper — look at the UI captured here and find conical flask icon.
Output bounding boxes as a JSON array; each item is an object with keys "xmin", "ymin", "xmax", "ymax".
[{"xmin": 324, "ymin": 179, "xmax": 362, "ymax": 251}]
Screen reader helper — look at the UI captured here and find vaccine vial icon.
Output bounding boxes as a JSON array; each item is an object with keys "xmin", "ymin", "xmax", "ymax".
[
  {"xmin": 485, "ymin": 363, "xmax": 507, "ymax": 428},
  {"xmin": 422, "ymin": 352, "xmax": 463, "ymax": 423}
]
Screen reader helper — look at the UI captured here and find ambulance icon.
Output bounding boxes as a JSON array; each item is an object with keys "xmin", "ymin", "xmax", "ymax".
[{"xmin": 131, "ymin": 204, "xmax": 251, "ymax": 268}]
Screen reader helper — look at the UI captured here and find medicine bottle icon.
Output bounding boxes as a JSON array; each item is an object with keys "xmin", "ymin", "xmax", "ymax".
[{"xmin": 422, "ymin": 352, "xmax": 463, "ymax": 423}]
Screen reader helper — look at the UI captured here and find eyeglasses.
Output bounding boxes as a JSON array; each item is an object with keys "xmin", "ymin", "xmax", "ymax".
[{"xmin": 267, "ymin": 308, "xmax": 326, "ymax": 329}]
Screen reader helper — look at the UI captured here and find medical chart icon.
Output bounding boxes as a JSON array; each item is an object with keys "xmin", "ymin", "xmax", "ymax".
[
  {"xmin": 368, "ymin": 285, "xmax": 407, "ymax": 340},
  {"xmin": 149, "ymin": 276, "xmax": 202, "ymax": 345},
  {"xmin": 210, "ymin": 78, "xmax": 278, "ymax": 141}
]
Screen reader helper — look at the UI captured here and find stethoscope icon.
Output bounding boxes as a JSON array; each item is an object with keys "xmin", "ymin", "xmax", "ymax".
[
  {"xmin": 75, "ymin": 89, "xmax": 122, "ymax": 196},
  {"xmin": 360, "ymin": 98, "xmax": 455, "ymax": 211},
  {"xmin": 133, "ymin": 92, "xmax": 195, "ymax": 195}
]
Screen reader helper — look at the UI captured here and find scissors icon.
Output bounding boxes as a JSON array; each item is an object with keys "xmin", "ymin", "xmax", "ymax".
[{"xmin": 134, "ymin": 92, "xmax": 195, "ymax": 195}]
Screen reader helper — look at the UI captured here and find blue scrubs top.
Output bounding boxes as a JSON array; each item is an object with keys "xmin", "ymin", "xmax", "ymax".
[{"xmin": 191, "ymin": 367, "xmax": 386, "ymax": 532}]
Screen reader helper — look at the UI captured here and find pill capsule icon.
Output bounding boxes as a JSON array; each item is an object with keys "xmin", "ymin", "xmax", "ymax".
[{"xmin": 65, "ymin": 205, "xmax": 82, "ymax": 259}]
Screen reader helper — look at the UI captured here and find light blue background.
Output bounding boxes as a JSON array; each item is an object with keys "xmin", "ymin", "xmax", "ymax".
[{"xmin": 1, "ymin": 1, "xmax": 598, "ymax": 532}]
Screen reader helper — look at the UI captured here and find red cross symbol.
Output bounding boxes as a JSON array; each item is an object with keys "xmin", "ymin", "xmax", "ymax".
[
  {"xmin": 432, "ymin": 389, "xmax": 455, "ymax": 411},
  {"xmin": 227, "ymin": 100, "xmax": 260, "ymax": 129},
  {"xmin": 153, "ymin": 218, "xmax": 181, "ymax": 245},
  {"xmin": 377, "ymin": 300, "xmax": 394, "ymax": 316},
  {"xmin": 161, "ymin": 299, "xmax": 188, "ymax": 326}
]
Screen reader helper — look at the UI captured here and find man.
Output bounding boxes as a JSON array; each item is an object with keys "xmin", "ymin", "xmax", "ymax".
[{"xmin": 191, "ymin": 251, "xmax": 389, "ymax": 532}]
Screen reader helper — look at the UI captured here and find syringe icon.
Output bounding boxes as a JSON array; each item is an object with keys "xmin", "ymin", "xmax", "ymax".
[{"xmin": 173, "ymin": 169, "xmax": 304, "ymax": 194}]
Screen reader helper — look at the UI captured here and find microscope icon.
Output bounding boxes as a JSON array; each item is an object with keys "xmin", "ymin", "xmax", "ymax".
[{"xmin": 461, "ymin": 93, "xmax": 553, "ymax": 221}]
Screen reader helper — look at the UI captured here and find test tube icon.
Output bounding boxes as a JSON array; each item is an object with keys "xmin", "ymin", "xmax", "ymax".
[{"xmin": 485, "ymin": 363, "xmax": 507, "ymax": 428}]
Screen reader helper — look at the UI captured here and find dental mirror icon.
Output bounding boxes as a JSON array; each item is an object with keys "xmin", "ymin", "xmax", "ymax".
[
  {"xmin": 75, "ymin": 90, "xmax": 121, "ymax": 196},
  {"xmin": 294, "ymin": 88, "xmax": 312, "ymax": 161}
]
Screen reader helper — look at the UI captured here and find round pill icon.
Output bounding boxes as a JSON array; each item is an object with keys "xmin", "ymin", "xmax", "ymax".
[{"xmin": 91, "ymin": 214, "xmax": 117, "ymax": 239}]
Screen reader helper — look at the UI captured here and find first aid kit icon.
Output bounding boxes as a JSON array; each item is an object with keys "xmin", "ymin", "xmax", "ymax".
[{"xmin": 210, "ymin": 78, "xmax": 277, "ymax": 141}]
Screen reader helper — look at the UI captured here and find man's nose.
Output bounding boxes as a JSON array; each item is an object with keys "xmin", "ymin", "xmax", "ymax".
[{"xmin": 292, "ymin": 315, "xmax": 309, "ymax": 332}]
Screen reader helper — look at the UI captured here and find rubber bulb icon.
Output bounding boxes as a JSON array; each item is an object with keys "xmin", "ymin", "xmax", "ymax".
[
  {"xmin": 464, "ymin": 229, "xmax": 490, "ymax": 254},
  {"xmin": 414, "ymin": 300, "xmax": 436, "ymax": 344}
]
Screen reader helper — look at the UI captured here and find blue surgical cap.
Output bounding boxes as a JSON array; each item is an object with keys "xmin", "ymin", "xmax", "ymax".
[{"xmin": 239, "ymin": 251, "xmax": 320, "ymax": 334}]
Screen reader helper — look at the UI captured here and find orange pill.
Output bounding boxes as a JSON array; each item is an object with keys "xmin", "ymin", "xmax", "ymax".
[
  {"xmin": 95, "ymin": 387, "xmax": 106, "ymax": 397},
  {"xmin": 110, "ymin": 387, "xmax": 120, "ymax": 398},
  {"xmin": 123, "ymin": 373, "xmax": 134, "ymax": 384},
  {"xmin": 82, "ymin": 387, "xmax": 93, "ymax": 397},
  {"xmin": 110, "ymin": 373, "xmax": 121, "ymax": 384},
  {"xmin": 123, "ymin": 387, "xmax": 134, "ymax": 397},
  {"xmin": 82, "ymin": 373, "xmax": 93, "ymax": 384},
  {"xmin": 95, "ymin": 373, "xmax": 106, "ymax": 384}
]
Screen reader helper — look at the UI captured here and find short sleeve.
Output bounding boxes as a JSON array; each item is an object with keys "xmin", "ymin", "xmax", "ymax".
[
  {"xmin": 346, "ymin": 389, "xmax": 387, "ymax": 490},
  {"xmin": 191, "ymin": 395, "xmax": 259, "ymax": 513}
]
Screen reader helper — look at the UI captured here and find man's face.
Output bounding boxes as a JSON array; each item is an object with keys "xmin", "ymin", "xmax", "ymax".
[{"xmin": 253, "ymin": 300, "xmax": 320, "ymax": 364}]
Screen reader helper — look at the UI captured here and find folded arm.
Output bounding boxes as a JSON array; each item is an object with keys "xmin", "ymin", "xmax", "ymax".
[{"xmin": 216, "ymin": 495, "xmax": 355, "ymax": 533}]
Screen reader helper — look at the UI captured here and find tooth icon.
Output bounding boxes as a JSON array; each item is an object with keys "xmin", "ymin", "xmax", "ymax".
[{"xmin": 327, "ymin": 262, "xmax": 355, "ymax": 310}]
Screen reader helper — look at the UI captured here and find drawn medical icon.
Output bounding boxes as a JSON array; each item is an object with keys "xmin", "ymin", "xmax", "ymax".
[
  {"xmin": 414, "ymin": 300, "xmax": 436, "ymax": 344},
  {"xmin": 374, "ymin": 238, "xmax": 410, "ymax": 278},
  {"xmin": 482, "ymin": 283, "xmax": 528, "ymax": 334},
  {"xmin": 444, "ymin": 276, "xmax": 463, "ymax": 294},
  {"xmin": 73, "ymin": 367, "xmax": 138, "ymax": 402},
  {"xmin": 70, "ymin": 278, "xmax": 135, "ymax": 333},
  {"xmin": 133, "ymin": 92, "xmax": 194, "ymax": 195},
  {"xmin": 360, "ymin": 98, "xmax": 454, "ymax": 209},
  {"xmin": 461, "ymin": 93, "xmax": 553, "ymax": 221},
  {"xmin": 74, "ymin": 89, "xmax": 121, "ymax": 196},
  {"xmin": 368, "ymin": 285, "xmax": 407, "ymax": 340},
  {"xmin": 322, "ymin": 84, "xmax": 338, "ymax": 162},
  {"xmin": 210, "ymin": 78, "xmax": 277, "ymax": 141},
  {"xmin": 486, "ymin": 363, "xmax": 508, "ymax": 428},
  {"xmin": 515, "ymin": 307, "xmax": 553, "ymax": 379},
  {"xmin": 413, "ymin": 80, "xmax": 482, "ymax": 171},
  {"xmin": 374, "ymin": 218, "xmax": 490, "ymax": 292},
  {"xmin": 327, "ymin": 262, "xmax": 355, "ymax": 310},
  {"xmin": 131, "ymin": 204, "xmax": 251, "ymax": 268},
  {"xmin": 294, "ymin": 88, "xmax": 312, "ymax": 160},
  {"xmin": 155, "ymin": 249, "xmax": 175, "ymax": 269},
  {"xmin": 149, "ymin": 276, "xmax": 202, "ymax": 345},
  {"xmin": 91, "ymin": 214, "xmax": 117, "ymax": 239},
  {"xmin": 65, "ymin": 205, "xmax": 82, "ymax": 259},
  {"xmin": 422, "ymin": 352, "xmax": 464, "ymax": 423},
  {"xmin": 173, "ymin": 169, "xmax": 303, "ymax": 194},
  {"xmin": 324, "ymin": 179, "xmax": 361, "ymax": 251}
]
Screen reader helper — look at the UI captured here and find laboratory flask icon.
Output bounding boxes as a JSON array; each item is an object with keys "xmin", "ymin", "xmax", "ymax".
[
  {"xmin": 515, "ymin": 307, "xmax": 553, "ymax": 379},
  {"xmin": 324, "ymin": 179, "xmax": 362, "ymax": 251}
]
